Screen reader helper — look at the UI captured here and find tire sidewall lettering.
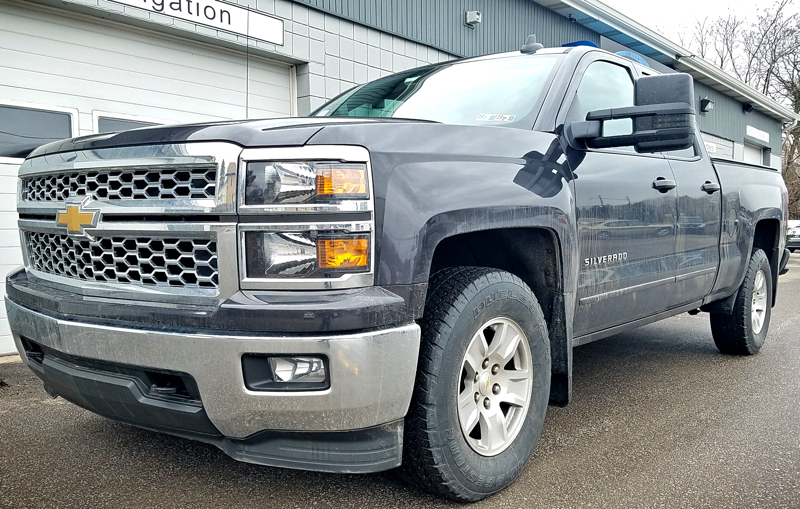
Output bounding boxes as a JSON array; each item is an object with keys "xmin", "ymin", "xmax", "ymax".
[{"xmin": 437, "ymin": 279, "xmax": 550, "ymax": 494}]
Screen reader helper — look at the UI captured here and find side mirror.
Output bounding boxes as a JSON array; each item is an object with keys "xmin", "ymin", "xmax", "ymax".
[{"xmin": 569, "ymin": 73, "xmax": 696, "ymax": 153}]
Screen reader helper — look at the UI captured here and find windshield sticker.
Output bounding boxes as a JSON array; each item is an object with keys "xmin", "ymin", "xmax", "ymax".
[{"xmin": 476, "ymin": 114, "xmax": 516, "ymax": 122}]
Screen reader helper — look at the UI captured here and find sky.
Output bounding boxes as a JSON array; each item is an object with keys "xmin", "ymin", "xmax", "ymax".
[{"xmin": 601, "ymin": 0, "xmax": 798, "ymax": 44}]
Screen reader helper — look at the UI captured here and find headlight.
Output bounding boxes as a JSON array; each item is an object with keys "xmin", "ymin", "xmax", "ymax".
[
  {"xmin": 243, "ymin": 229, "xmax": 370, "ymax": 279},
  {"xmin": 239, "ymin": 223, "xmax": 374, "ymax": 289},
  {"xmin": 243, "ymin": 161, "xmax": 368, "ymax": 207},
  {"xmin": 237, "ymin": 146, "xmax": 374, "ymax": 290}
]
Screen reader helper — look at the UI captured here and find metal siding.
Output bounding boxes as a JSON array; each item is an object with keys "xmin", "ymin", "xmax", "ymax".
[
  {"xmin": 695, "ymin": 81, "xmax": 782, "ymax": 154},
  {"xmin": 292, "ymin": 0, "xmax": 599, "ymax": 57}
]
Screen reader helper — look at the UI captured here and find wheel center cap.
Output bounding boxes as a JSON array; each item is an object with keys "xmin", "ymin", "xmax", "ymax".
[{"xmin": 478, "ymin": 371, "xmax": 491, "ymax": 396}]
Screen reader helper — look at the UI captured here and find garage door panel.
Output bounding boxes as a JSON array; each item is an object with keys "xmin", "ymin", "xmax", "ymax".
[
  {"xmin": 246, "ymin": 96, "xmax": 292, "ymax": 117},
  {"xmin": 248, "ymin": 64, "xmax": 295, "ymax": 85},
  {"xmin": 0, "ymin": 51, "xmax": 248, "ymax": 109},
  {"xmin": 1, "ymin": 70, "xmax": 251, "ymax": 120},
  {"xmin": 0, "ymin": 6, "xmax": 258, "ymax": 79},
  {"xmin": 0, "ymin": 3, "xmax": 292, "ymax": 125},
  {"xmin": 0, "ymin": 248, "xmax": 23, "ymax": 265},
  {"xmin": 1, "ymin": 86, "xmax": 238, "ymax": 127},
  {"xmin": 0, "ymin": 230, "xmax": 20, "ymax": 248},
  {"xmin": 0, "ymin": 163, "xmax": 21, "ymax": 177},
  {"xmin": 0, "ymin": 213, "xmax": 18, "ymax": 230},
  {"xmin": 0, "ymin": 35, "xmax": 250, "ymax": 91},
  {"xmin": 247, "ymin": 80, "xmax": 295, "ymax": 101}
]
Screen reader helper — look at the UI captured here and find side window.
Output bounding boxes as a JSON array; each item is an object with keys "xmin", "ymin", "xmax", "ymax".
[
  {"xmin": 98, "ymin": 117, "xmax": 158, "ymax": 134},
  {"xmin": 574, "ymin": 61, "xmax": 635, "ymax": 139},
  {"xmin": 0, "ymin": 105, "xmax": 72, "ymax": 158}
]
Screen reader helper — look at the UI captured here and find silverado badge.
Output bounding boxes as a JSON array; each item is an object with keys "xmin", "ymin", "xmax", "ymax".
[{"xmin": 56, "ymin": 205, "xmax": 97, "ymax": 234}]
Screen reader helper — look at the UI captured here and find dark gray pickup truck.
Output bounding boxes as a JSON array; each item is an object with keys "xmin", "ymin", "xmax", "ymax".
[{"xmin": 6, "ymin": 43, "xmax": 790, "ymax": 501}]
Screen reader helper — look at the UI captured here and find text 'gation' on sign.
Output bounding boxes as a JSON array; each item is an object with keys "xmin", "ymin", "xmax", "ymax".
[{"xmin": 106, "ymin": 0, "xmax": 284, "ymax": 45}]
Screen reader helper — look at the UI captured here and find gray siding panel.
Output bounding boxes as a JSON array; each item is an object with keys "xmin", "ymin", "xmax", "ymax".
[
  {"xmin": 695, "ymin": 81, "xmax": 782, "ymax": 154},
  {"xmin": 292, "ymin": 0, "xmax": 599, "ymax": 57}
]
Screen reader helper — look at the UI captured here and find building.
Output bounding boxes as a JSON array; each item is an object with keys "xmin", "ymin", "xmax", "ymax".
[{"xmin": 0, "ymin": 0, "xmax": 797, "ymax": 353}]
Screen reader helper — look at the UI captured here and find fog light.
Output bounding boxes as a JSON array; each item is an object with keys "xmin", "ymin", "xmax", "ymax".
[
  {"xmin": 269, "ymin": 356, "xmax": 327, "ymax": 383},
  {"xmin": 242, "ymin": 354, "xmax": 329, "ymax": 391}
]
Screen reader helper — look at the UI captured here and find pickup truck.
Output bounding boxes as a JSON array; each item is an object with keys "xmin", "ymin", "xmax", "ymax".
[{"xmin": 6, "ymin": 43, "xmax": 791, "ymax": 502}]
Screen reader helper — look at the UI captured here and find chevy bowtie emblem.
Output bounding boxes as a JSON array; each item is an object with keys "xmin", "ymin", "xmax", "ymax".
[{"xmin": 56, "ymin": 205, "xmax": 97, "ymax": 234}]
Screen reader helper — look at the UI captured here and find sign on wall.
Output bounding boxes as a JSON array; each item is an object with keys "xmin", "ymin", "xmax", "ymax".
[
  {"xmin": 106, "ymin": 0, "xmax": 284, "ymax": 45},
  {"xmin": 746, "ymin": 125, "xmax": 770, "ymax": 143}
]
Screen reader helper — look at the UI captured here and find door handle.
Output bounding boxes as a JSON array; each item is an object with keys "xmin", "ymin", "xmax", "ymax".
[
  {"xmin": 701, "ymin": 181, "xmax": 721, "ymax": 194},
  {"xmin": 652, "ymin": 177, "xmax": 676, "ymax": 192}
]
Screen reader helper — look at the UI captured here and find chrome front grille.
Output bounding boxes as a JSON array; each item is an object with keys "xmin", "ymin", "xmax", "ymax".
[
  {"xmin": 17, "ymin": 143, "xmax": 242, "ymax": 300},
  {"xmin": 24, "ymin": 232, "xmax": 219, "ymax": 289},
  {"xmin": 20, "ymin": 166, "xmax": 217, "ymax": 202}
]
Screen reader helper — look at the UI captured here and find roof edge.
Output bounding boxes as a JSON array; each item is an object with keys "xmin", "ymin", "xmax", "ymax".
[{"xmin": 538, "ymin": 0, "xmax": 799, "ymax": 124}]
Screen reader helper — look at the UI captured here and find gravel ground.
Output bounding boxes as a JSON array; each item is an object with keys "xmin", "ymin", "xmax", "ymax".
[{"xmin": 1, "ymin": 256, "xmax": 799, "ymax": 508}]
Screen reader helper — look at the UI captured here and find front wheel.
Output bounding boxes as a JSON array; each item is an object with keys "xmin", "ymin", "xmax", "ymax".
[
  {"xmin": 710, "ymin": 249, "xmax": 773, "ymax": 355},
  {"xmin": 400, "ymin": 267, "xmax": 551, "ymax": 502}
]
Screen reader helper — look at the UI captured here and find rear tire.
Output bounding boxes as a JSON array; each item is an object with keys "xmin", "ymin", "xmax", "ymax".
[
  {"xmin": 400, "ymin": 267, "xmax": 550, "ymax": 502},
  {"xmin": 710, "ymin": 249, "xmax": 772, "ymax": 355}
]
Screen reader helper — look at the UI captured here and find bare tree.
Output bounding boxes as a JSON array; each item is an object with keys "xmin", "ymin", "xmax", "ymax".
[
  {"xmin": 679, "ymin": 0, "xmax": 800, "ymax": 218},
  {"xmin": 709, "ymin": 15, "xmax": 742, "ymax": 71},
  {"xmin": 691, "ymin": 17, "xmax": 710, "ymax": 60}
]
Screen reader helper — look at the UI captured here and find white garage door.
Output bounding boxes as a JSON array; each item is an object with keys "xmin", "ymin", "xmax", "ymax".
[
  {"xmin": 743, "ymin": 143, "xmax": 764, "ymax": 166},
  {"xmin": 0, "ymin": 1, "xmax": 294, "ymax": 354}
]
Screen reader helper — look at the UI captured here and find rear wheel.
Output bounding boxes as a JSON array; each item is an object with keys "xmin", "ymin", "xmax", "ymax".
[
  {"xmin": 400, "ymin": 267, "xmax": 550, "ymax": 502},
  {"xmin": 710, "ymin": 249, "xmax": 772, "ymax": 355}
]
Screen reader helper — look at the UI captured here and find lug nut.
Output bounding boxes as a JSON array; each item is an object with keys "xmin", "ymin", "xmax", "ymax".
[
  {"xmin": 474, "ymin": 373, "xmax": 480, "ymax": 383},
  {"xmin": 483, "ymin": 398, "xmax": 491, "ymax": 409},
  {"xmin": 474, "ymin": 392, "xmax": 480, "ymax": 402},
  {"xmin": 492, "ymin": 384, "xmax": 501, "ymax": 395},
  {"xmin": 491, "ymin": 364, "xmax": 500, "ymax": 375},
  {"xmin": 482, "ymin": 359, "xmax": 490, "ymax": 369}
]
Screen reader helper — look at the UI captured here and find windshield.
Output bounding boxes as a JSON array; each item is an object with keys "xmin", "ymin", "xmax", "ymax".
[{"xmin": 314, "ymin": 55, "xmax": 562, "ymax": 129}]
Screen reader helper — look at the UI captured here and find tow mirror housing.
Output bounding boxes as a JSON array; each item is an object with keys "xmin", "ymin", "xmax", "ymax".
[{"xmin": 569, "ymin": 73, "xmax": 696, "ymax": 153}]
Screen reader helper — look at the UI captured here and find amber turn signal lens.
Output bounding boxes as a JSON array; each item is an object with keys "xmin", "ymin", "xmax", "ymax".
[
  {"xmin": 316, "ymin": 167, "xmax": 367, "ymax": 198},
  {"xmin": 317, "ymin": 237, "xmax": 369, "ymax": 270}
]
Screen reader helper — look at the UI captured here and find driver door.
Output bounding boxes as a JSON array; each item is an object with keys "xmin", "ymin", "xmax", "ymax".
[{"xmin": 563, "ymin": 56, "xmax": 679, "ymax": 338}]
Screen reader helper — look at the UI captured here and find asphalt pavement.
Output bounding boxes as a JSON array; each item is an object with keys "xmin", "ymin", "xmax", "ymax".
[{"xmin": 2, "ymin": 256, "xmax": 799, "ymax": 508}]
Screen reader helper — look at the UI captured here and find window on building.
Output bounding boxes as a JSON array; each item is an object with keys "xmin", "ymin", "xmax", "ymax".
[
  {"xmin": 574, "ymin": 61, "xmax": 635, "ymax": 138},
  {"xmin": 97, "ymin": 117, "xmax": 158, "ymax": 134},
  {"xmin": 0, "ymin": 105, "xmax": 72, "ymax": 158}
]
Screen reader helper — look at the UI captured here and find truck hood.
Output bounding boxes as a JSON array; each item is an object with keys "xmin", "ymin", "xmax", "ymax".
[{"xmin": 27, "ymin": 117, "xmax": 437, "ymax": 158}]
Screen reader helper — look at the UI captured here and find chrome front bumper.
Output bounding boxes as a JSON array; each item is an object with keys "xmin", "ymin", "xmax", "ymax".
[{"xmin": 7, "ymin": 298, "xmax": 421, "ymax": 438}]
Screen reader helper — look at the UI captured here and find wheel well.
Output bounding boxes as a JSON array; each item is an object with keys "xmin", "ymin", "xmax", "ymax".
[
  {"xmin": 428, "ymin": 228, "xmax": 562, "ymax": 324},
  {"xmin": 428, "ymin": 228, "xmax": 571, "ymax": 406},
  {"xmin": 753, "ymin": 218, "xmax": 780, "ymax": 303},
  {"xmin": 753, "ymin": 219, "xmax": 779, "ymax": 256}
]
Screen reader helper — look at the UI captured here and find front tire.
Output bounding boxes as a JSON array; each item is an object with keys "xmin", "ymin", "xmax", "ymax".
[
  {"xmin": 400, "ymin": 267, "xmax": 550, "ymax": 502},
  {"xmin": 710, "ymin": 249, "xmax": 773, "ymax": 355}
]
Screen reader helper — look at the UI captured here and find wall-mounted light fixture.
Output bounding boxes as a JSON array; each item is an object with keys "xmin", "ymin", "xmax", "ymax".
[
  {"xmin": 465, "ymin": 10, "xmax": 482, "ymax": 28},
  {"xmin": 700, "ymin": 97, "xmax": 714, "ymax": 113},
  {"xmin": 743, "ymin": 103, "xmax": 754, "ymax": 113}
]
